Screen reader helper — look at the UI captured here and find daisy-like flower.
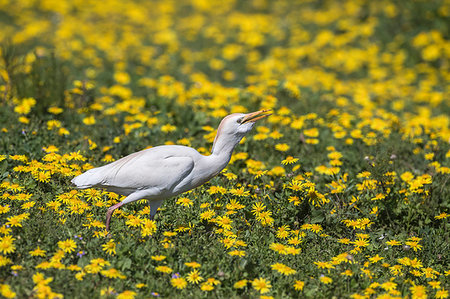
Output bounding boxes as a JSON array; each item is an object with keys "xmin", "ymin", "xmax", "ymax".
[
  {"xmin": 215, "ymin": 215, "xmax": 233, "ymax": 230},
  {"xmin": 29, "ymin": 246, "xmax": 46, "ymax": 257},
  {"xmin": 341, "ymin": 269, "xmax": 353, "ymax": 276},
  {"xmin": 229, "ymin": 187, "xmax": 250, "ymax": 197},
  {"xmin": 200, "ymin": 209, "xmax": 215, "ymax": 220},
  {"xmin": 186, "ymin": 269, "xmax": 203, "ymax": 284},
  {"xmin": 369, "ymin": 254, "xmax": 384, "ymax": 263},
  {"xmin": 228, "ymin": 250, "xmax": 246, "ymax": 257},
  {"xmin": 319, "ymin": 275, "xmax": 333, "ymax": 284},
  {"xmin": 151, "ymin": 255, "xmax": 166, "ymax": 261},
  {"xmin": 435, "ymin": 289, "xmax": 448, "ymax": 299},
  {"xmin": 125, "ymin": 216, "xmax": 142, "ymax": 228},
  {"xmin": 0, "ymin": 236, "xmax": 16, "ymax": 254},
  {"xmin": 314, "ymin": 261, "xmax": 335, "ymax": 270},
  {"xmin": 252, "ymin": 277, "xmax": 271, "ymax": 294},
  {"xmin": 234, "ymin": 279, "xmax": 248, "ymax": 289},
  {"xmin": 155, "ymin": 266, "xmax": 172, "ymax": 273},
  {"xmin": 185, "ymin": 261, "xmax": 201, "ymax": 268},
  {"xmin": 102, "ymin": 239, "xmax": 116, "ymax": 255},
  {"xmin": 288, "ymin": 196, "xmax": 301, "ymax": 205},
  {"xmin": 435, "ymin": 212, "xmax": 449, "ymax": 219},
  {"xmin": 275, "ymin": 143, "xmax": 290, "ymax": 152},
  {"xmin": 410, "ymin": 284, "xmax": 427, "ymax": 299},
  {"xmin": 271, "ymin": 263, "xmax": 296, "ymax": 275},
  {"xmin": 428, "ymin": 281, "xmax": 441, "ymax": 289},
  {"xmin": 281, "ymin": 156, "xmax": 299, "ymax": 165},
  {"xmin": 386, "ymin": 239, "xmax": 401, "ymax": 246},
  {"xmin": 276, "ymin": 225, "xmax": 290, "ymax": 239},
  {"xmin": 101, "ymin": 268, "xmax": 126, "ymax": 279},
  {"xmin": 251, "ymin": 202, "xmax": 266, "ymax": 215},
  {"xmin": 405, "ymin": 240, "xmax": 423, "ymax": 251},
  {"xmin": 171, "ymin": 277, "xmax": 187, "ymax": 289},
  {"xmin": 141, "ymin": 219, "xmax": 157, "ymax": 237},
  {"xmin": 293, "ymin": 280, "xmax": 305, "ymax": 291},
  {"xmin": 176, "ymin": 197, "xmax": 193, "ymax": 207},
  {"xmin": 57, "ymin": 238, "xmax": 77, "ymax": 253},
  {"xmin": 117, "ymin": 290, "xmax": 136, "ymax": 299}
]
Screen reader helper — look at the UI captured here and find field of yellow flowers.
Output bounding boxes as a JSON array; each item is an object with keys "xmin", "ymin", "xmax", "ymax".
[{"xmin": 0, "ymin": 0, "xmax": 449, "ymax": 298}]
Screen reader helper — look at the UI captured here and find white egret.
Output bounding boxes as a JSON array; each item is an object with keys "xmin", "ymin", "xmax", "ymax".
[{"xmin": 72, "ymin": 110, "xmax": 271, "ymax": 231}]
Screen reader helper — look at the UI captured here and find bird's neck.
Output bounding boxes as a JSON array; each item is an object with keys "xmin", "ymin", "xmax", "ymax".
[{"xmin": 210, "ymin": 132, "xmax": 244, "ymax": 168}]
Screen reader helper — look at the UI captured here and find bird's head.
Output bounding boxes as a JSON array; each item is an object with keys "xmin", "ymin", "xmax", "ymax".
[
  {"xmin": 211, "ymin": 109, "xmax": 271, "ymax": 155},
  {"xmin": 221, "ymin": 110, "xmax": 271, "ymax": 136},
  {"xmin": 214, "ymin": 110, "xmax": 271, "ymax": 142}
]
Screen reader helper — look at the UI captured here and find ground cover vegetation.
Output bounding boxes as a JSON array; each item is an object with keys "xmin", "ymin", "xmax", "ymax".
[{"xmin": 0, "ymin": 0, "xmax": 449, "ymax": 298}]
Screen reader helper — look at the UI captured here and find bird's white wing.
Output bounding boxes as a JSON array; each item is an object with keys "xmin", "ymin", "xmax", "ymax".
[
  {"xmin": 103, "ymin": 152, "xmax": 195, "ymax": 191},
  {"xmin": 73, "ymin": 148, "xmax": 195, "ymax": 194}
]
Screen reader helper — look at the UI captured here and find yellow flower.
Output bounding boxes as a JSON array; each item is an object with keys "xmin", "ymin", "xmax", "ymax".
[
  {"xmin": 304, "ymin": 128, "xmax": 319, "ymax": 137},
  {"xmin": 0, "ymin": 236, "xmax": 16, "ymax": 254},
  {"xmin": 0, "ymin": 205, "xmax": 10, "ymax": 214},
  {"xmin": 171, "ymin": 277, "xmax": 187, "ymax": 289},
  {"xmin": 269, "ymin": 243, "xmax": 286, "ymax": 254},
  {"xmin": 276, "ymin": 225, "xmax": 290, "ymax": 239},
  {"xmin": 405, "ymin": 240, "xmax": 423, "ymax": 251},
  {"xmin": 141, "ymin": 219, "xmax": 157, "ymax": 237},
  {"xmin": 200, "ymin": 282, "xmax": 215, "ymax": 291},
  {"xmin": 314, "ymin": 261, "xmax": 335, "ymax": 270},
  {"xmin": 6, "ymin": 214, "xmax": 28, "ymax": 227},
  {"xmin": 161, "ymin": 124, "xmax": 176, "ymax": 133},
  {"xmin": 117, "ymin": 290, "xmax": 137, "ymax": 299},
  {"xmin": 341, "ymin": 269, "xmax": 353, "ymax": 276},
  {"xmin": 48, "ymin": 106, "xmax": 63, "ymax": 114},
  {"xmin": 102, "ymin": 239, "xmax": 116, "ymax": 255},
  {"xmin": 200, "ymin": 209, "xmax": 216, "ymax": 220},
  {"xmin": 252, "ymin": 278, "xmax": 271, "ymax": 294},
  {"xmin": 215, "ymin": 215, "xmax": 233, "ymax": 230},
  {"xmin": 271, "ymin": 263, "xmax": 296, "ymax": 275},
  {"xmin": 428, "ymin": 281, "xmax": 441, "ymax": 289},
  {"xmin": 275, "ymin": 143, "xmax": 290, "ymax": 152},
  {"xmin": 229, "ymin": 187, "xmax": 250, "ymax": 197},
  {"xmin": 234, "ymin": 279, "xmax": 248, "ymax": 289},
  {"xmin": 228, "ymin": 250, "xmax": 246, "ymax": 257},
  {"xmin": 386, "ymin": 239, "xmax": 401, "ymax": 246},
  {"xmin": 101, "ymin": 268, "xmax": 126, "ymax": 279},
  {"xmin": 176, "ymin": 197, "xmax": 193, "ymax": 207},
  {"xmin": 29, "ymin": 246, "xmax": 46, "ymax": 257},
  {"xmin": 410, "ymin": 284, "xmax": 427, "ymax": 299},
  {"xmin": 288, "ymin": 196, "xmax": 301, "ymax": 205},
  {"xmin": 293, "ymin": 280, "xmax": 305, "ymax": 291},
  {"xmin": 223, "ymin": 172, "xmax": 237, "ymax": 180},
  {"xmin": 319, "ymin": 275, "xmax": 333, "ymax": 284},
  {"xmin": 435, "ymin": 212, "xmax": 449, "ymax": 219},
  {"xmin": 57, "ymin": 238, "xmax": 77, "ymax": 253},
  {"xmin": 281, "ymin": 156, "xmax": 299, "ymax": 165},
  {"xmin": 0, "ymin": 283, "xmax": 16, "ymax": 298},
  {"xmin": 187, "ymin": 269, "xmax": 203, "ymax": 284},
  {"xmin": 369, "ymin": 254, "xmax": 384, "ymax": 263},
  {"xmin": 126, "ymin": 216, "xmax": 142, "ymax": 227},
  {"xmin": 185, "ymin": 261, "xmax": 201, "ymax": 268},
  {"xmin": 114, "ymin": 71, "xmax": 130, "ymax": 84},
  {"xmin": 155, "ymin": 266, "xmax": 172, "ymax": 273},
  {"xmin": 435, "ymin": 289, "xmax": 448, "ymax": 299},
  {"xmin": 151, "ymin": 255, "xmax": 166, "ymax": 261}
]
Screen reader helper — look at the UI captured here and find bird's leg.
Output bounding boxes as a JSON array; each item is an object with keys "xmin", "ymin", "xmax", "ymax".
[
  {"xmin": 149, "ymin": 199, "xmax": 164, "ymax": 221},
  {"xmin": 105, "ymin": 202, "xmax": 123, "ymax": 232}
]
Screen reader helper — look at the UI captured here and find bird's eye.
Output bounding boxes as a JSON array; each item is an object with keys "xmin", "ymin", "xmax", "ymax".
[{"xmin": 237, "ymin": 117, "xmax": 243, "ymax": 124}]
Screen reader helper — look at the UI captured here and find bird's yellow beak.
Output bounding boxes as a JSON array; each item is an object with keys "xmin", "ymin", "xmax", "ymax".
[{"xmin": 241, "ymin": 109, "xmax": 272, "ymax": 124}]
